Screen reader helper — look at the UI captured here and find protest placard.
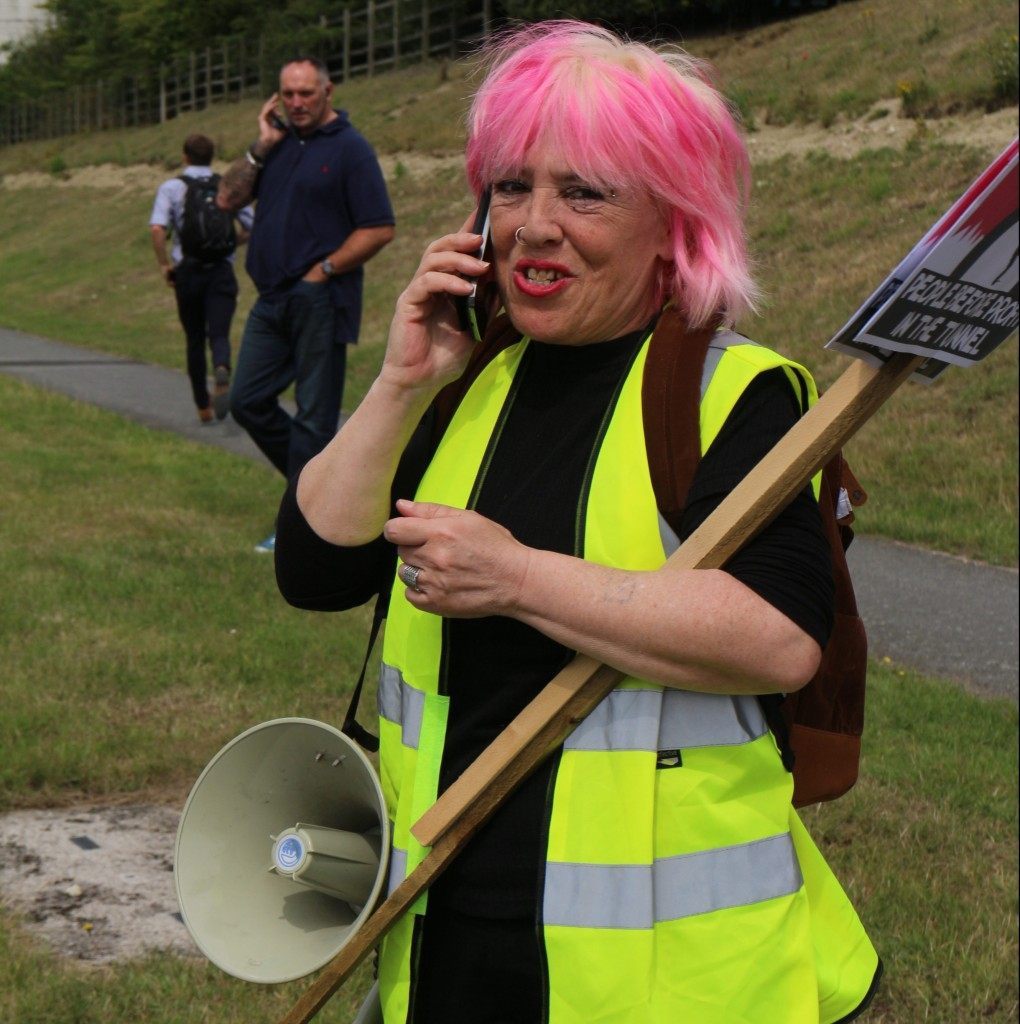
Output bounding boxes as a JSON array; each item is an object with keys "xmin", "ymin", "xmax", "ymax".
[{"xmin": 827, "ymin": 139, "xmax": 1019, "ymax": 381}]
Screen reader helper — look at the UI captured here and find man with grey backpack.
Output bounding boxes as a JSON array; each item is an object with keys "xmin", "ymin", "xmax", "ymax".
[{"xmin": 150, "ymin": 133, "xmax": 254, "ymax": 422}]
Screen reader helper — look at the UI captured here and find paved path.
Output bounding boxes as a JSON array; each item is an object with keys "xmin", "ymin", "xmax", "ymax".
[{"xmin": 2, "ymin": 326, "xmax": 1017, "ymax": 701}]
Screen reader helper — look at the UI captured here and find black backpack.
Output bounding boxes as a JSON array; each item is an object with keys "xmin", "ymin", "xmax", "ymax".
[{"xmin": 177, "ymin": 174, "xmax": 236, "ymax": 262}]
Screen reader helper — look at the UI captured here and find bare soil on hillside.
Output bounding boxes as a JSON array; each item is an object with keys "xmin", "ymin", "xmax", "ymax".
[{"xmin": 0, "ymin": 100, "xmax": 1016, "ymax": 194}]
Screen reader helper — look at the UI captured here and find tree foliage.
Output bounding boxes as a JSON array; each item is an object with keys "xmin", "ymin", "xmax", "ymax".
[
  {"xmin": 0, "ymin": 0, "xmax": 846, "ymax": 105},
  {"xmin": 498, "ymin": 0, "xmax": 843, "ymax": 36},
  {"xmin": 0, "ymin": 0, "xmax": 341, "ymax": 102}
]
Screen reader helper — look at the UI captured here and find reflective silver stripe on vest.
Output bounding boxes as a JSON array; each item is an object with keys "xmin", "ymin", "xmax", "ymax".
[
  {"xmin": 387, "ymin": 844, "xmax": 408, "ymax": 895},
  {"xmin": 564, "ymin": 686, "xmax": 767, "ymax": 752},
  {"xmin": 378, "ymin": 663, "xmax": 426, "ymax": 750},
  {"xmin": 702, "ymin": 330, "xmax": 760, "ymax": 398},
  {"xmin": 543, "ymin": 832, "xmax": 801, "ymax": 929},
  {"xmin": 658, "ymin": 511, "xmax": 680, "ymax": 558}
]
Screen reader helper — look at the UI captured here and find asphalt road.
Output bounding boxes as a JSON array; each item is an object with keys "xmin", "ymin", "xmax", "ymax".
[{"xmin": 2, "ymin": 326, "xmax": 1017, "ymax": 701}]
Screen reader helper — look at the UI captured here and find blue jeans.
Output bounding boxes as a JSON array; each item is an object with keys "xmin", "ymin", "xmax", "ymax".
[{"xmin": 231, "ymin": 280, "xmax": 347, "ymax": 478}]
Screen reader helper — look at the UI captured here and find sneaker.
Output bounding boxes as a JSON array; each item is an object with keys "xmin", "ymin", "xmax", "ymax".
[
  {"xmin": 197, "ymin": 404, "xmax": 214, "ymax": 424},
  {"xmin": 254, "ymin": 532, "xmax": 276, "ymax": 554},
  {"xmin": 212, "ymin": 366, "xmax": 230, "ymax": 421}
]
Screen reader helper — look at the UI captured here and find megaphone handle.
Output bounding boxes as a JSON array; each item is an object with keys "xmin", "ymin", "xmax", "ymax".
[{"xmin": 279, "ymin": 353, "xmax": 923, "ymax": 1023}]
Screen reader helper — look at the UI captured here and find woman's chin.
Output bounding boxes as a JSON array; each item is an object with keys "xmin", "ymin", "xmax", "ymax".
[{"xmin": 505, "ymin": 302, "xmax": 576, "ymax": 346}]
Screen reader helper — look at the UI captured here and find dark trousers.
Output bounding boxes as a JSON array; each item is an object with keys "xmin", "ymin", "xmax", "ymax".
[
  {"xmin": 411, "ymin": 908, "xmax": 544, "ymax": 1023},
  {"xmin": 172, "ymin": 259, "xmax": 238, "ymax": 410},
  {"xmin": 231, "ymin": 280, "xmax": 347, "ymax": 479}
]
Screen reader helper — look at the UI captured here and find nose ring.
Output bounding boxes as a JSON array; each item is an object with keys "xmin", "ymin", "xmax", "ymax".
[{"xmin": 515, "ymin": 226, "xmax": 528, "ymax": 245}]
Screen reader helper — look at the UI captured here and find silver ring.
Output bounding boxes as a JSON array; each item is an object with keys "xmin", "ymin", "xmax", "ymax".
[
  {"xmin": 398, "ymin": 562, "xmax": 424, "ymax": 593},
  {"xmin": 515, "ymin": 226, "xmax": 527, "ymax": 245}
]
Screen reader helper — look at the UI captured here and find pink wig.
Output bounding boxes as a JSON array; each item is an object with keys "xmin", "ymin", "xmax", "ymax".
[{"xmin": 465, "ymin": 22, "xmax": 758, "ymax": 328}]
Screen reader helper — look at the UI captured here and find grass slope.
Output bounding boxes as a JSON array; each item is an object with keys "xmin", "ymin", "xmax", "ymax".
[{"xmin": 0, "ymin": 0, "xmax": 1015, "ymax": 174}]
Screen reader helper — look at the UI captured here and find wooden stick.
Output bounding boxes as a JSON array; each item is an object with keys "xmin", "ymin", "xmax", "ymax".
[
  {"xmin": 279, "ymin": 351, "xmax": 921, "ymax": 1024},
  {"xmin": 412, "ymin": 351, "xmax": 920, "ymax": 847}
]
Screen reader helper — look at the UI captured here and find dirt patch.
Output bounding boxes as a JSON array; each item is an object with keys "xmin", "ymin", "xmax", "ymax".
[
  {"xmin": 0, "ymin": 103, "xmax": 1014, "ymax": 195},
  {"xmin": 0, "ymin": 804, "xmax": 199, "ymax": 965},
  {"xmin": 744, "ymin": 99, "xmax": 1018, "ymax": 163},
  {"xmin": 0, "ymin": 152, "xmax": 464, "ymax": 194}
]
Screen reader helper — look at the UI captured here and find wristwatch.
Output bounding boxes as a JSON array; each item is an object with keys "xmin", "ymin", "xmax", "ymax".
[{"xmin": 320, "ymin": 258, "xmax": 335, "ymax": 278}]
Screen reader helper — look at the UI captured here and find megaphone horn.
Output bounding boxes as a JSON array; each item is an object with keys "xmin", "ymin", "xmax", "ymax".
[{"xmin": 174, "ymin": 718, "xmax": 390, "ymax": 985}]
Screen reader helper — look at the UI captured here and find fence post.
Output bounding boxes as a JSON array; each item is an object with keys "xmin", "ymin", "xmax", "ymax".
[
  {"xmin": 343, "ymin": 8, "xmax": 352, "ymax": 81},
  {"xmin": 367, "ymin": 0, "xmax": 376, "ymax": 77},
  {"xmin": 483, "ymin": 0, "xmax": 492, "ymax": 37},
  {"xmin": 189, "ymin": 51, "xmax": 197, "ymax": 112},
  {"xmin": 393, "ymin": 0, "xmax": 401, "ymax": 70},
  {"xmin": 205, "ymin": 47, "xmax": 212, "ymax": 108},
  {"xmin": 449, "ymin": 1, "xmax": 457, "ymax": 58},
  {"xmin": 96, "ymin": 80, "xmax": 103, "ymax": 130}
]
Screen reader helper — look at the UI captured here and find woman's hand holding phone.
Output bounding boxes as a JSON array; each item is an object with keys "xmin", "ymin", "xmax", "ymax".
[{"xmin": 380, "ymin": 212, "xmax": 491, "ymax": 398}]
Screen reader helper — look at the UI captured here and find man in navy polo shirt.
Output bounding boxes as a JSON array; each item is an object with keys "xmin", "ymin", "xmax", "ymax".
[{"xmin": 218, "ymin": 56, "xmax": 395, "ymax": 552}]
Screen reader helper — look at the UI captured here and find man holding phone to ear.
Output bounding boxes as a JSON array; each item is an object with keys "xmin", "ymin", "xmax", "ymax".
[{"xmin": 218, "ymin": 55, "xmax": 395, "ymax": 552}]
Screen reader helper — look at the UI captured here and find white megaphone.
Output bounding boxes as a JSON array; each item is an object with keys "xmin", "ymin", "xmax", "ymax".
[{"xmin": 174, "ymin": 718, "xmax": 390, "ymax": 986}]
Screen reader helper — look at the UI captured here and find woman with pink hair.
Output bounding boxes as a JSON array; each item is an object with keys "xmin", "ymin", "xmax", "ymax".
[{"xmin": 277, "ymin": 21, "xmax": 880, "ymax": 1024}]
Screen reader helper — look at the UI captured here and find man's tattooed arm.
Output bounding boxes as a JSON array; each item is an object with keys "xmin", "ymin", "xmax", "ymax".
[{"xmin": 217, "ymin": 147, "xmax": 263, "ymax": 212}]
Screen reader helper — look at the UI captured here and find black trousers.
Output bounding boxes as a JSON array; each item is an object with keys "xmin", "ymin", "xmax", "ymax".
[
  {"xmin": 172, "ymin": 259, "xmax": 238, "ymax": 409},
  {"xmin": 411, "ymin": 907, "xmax": 544, "ymax": 1024}
]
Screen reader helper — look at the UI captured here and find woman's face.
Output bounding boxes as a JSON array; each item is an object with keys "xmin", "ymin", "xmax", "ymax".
[{"xmin": 488, "ymin": 139, "xmax": 673, "ymax": 346}]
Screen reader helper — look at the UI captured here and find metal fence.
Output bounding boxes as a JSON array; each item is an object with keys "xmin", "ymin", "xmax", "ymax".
[{"xmin": 0, "ymin": 0, "xmax": 491, "ymax": 146}]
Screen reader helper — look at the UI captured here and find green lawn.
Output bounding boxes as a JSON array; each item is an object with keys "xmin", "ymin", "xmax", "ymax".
[{"xmin": 0, "ymin": 374, "xmax": 1016, "ymax": 1023}]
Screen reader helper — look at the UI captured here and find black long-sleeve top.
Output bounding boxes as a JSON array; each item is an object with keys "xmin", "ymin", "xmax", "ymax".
[{"xmin": 275, "ymin": 331, "xmax": 834, "ymax": 918}]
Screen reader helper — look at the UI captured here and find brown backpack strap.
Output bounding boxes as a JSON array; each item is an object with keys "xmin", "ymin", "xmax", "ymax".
[
  {"xmin": 431, "ymin": 309, "xmax": 523, "ymax": 446},
  {"xmin": 641, "ymin": 307, "xmax": 719, "ymax": 537}
]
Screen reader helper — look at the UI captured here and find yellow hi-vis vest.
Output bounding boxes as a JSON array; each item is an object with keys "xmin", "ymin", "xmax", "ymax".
[{"xmin": 377, "ymin": 329, "xmax": 880, "ymax": 1024}]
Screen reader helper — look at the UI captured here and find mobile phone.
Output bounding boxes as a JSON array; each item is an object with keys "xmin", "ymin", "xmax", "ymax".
[
  {"xmin": 269, "ymin": 111, "xmax": 287, "ymax": 132},
  {"xmin": 455, "ymin": 190, "xmax": 492, "ymax": 343}
]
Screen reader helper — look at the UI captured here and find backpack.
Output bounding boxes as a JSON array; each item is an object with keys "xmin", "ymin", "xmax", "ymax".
[
  {"xmin": 177, "ymin": 174, "xmax": 236, "ymax": 262},
  {"xmin": 641, "ymin": 306, "xmax": 869, "ymax": 808}
]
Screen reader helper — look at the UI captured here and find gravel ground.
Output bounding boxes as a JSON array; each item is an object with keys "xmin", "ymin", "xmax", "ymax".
[{"xmin": 0, "ymin": 804, "xmax": 198, "ymax": 963}]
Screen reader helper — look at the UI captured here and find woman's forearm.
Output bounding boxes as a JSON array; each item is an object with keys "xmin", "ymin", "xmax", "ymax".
[
  {"xmin": 296, "ymin": 378, "xmax": 436, "ymax": 545},
  {"xmin": 511, "ymin": 551, "xmax": 821, "ymax": 695},
  {"xmin": 386, "ymin": 501, "xmax": 822, "ymax": 695}
]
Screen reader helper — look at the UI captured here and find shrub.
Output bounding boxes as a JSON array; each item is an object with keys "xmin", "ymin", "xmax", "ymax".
[
  {"xmin": 897, "ymin": 76, "xmax": 937, "ymax": 119},
  {"xmin": 987, "ymin": 33, "xmax": 1019, "ymax": 109}
]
